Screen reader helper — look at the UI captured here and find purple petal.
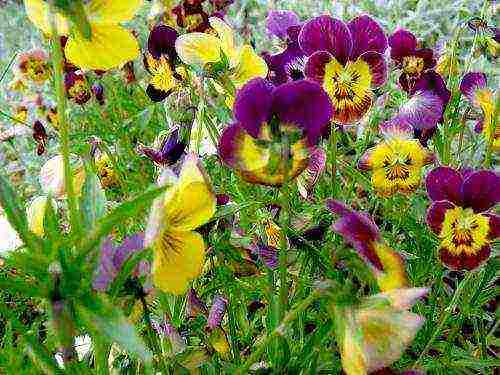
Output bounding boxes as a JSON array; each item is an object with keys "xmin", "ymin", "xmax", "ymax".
[
  {"xmin": 426, "ymin": 200, "xmax": 455, "ymax": 234},
  {"xmin": 413, "ymin": 70, "xmax": 451, "ymax": 106},
  {"xmin": 256, "ymin": 244, "xmax": 279, "ymax": 269},
  {"xmin": 113, "ymin": 233, "xmax": 145, "ymax": 270},
  {"xmin": 186, "ymin": 288, "xmax": 208, "ymax": 318},
  {"xmin": 379, "ymin": 118, "xmax": 413, "ymax": 139},
  {"xmin": 326, "ymin": 199, "xmax": 384, "ymax": 271},
  {"xmin": 207, "ymin": 295, "xmax": 228, "ymax": 330},
  {"xmin": 389, "ymin": 29, "xmax": 417, "ymax": 61},
  {"xmin": 394, "ymin": 90, "xmax": 443, "ymax": 130},
  {"xmin": 425, "ymin": 167, "xmax": 463, "ymax": 205},
  {"xmin": 264, "ymin": 42, "xmax": 307, "ymax": 85},
  {"xmin": 414, "ymin": 48, "xmax": 436, "ymax": 70},
  {"xmin": 93, "ymin": 237, "xmax": 118, "ymax": 291},
  {"xmin": 148, "ymin": 24, "xmax": 178, "ymax": 59},
  {"xmin": 347, "ymin": 15, "xmax": 387, "ymax": 60},
  {"xmin": 266, "ymin": 10, "xmax": 300, "ymax": 40},
  {"xmin": 485, "ymin": 213, "xmax": 500, "ymax": 239},
  {"xmin": 460, "ymin": 72, "xmax": 487, "ymax": 103},
  {"xmin": 298, "ymin": 15, "xmax": 352, "ymax": 64},
  {"xmin": 461, "ymin": 170, "xmax": 500, "ymax": 212},
  {"xmin": 271, "ymin": 80, "xmax": 333, "ymax": 145},
  {"xmin": 304, "ymin": 50, "xmax": 334, "ymax": 84},
  {"xmin": 358, "ymin": 51, "xmax": 387, "ymax": 87},
  {"xmin": 218, "ymin": 123, "xmax": 242, "ymax": 168},
  {"xmin": 297, "ymin": 147, "xmax": 327, "ymax": 198},
  {"xmin": 234, "ymin": 78, "xmax": 274, "ymax": 138}
]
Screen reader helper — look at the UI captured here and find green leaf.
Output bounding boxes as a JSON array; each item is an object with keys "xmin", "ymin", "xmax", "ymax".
[
  {"xmin": 80, "ymin": 168, "xmax": 107, "ymax": 231},
  {"xmin": 76, "ymin": 294, "xmax": 152, "ymax": 363}
]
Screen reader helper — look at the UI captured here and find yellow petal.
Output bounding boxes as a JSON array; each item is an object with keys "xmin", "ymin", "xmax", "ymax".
[
  {"xmin": 86, "ymin": 0, "xmax": 143, "ymax": 23},
  {"xmin": 26, "ymin": 196, "xmax": 49, "ymax": 237},
  {"xmin": 65, "ymin": 24, "xmax": 139, "ymax": 70},
  {"xmin": 153, "ymin": 230, "xmax": 205, "ymax": 295},
  {"xmin": 164, "ymin": 155, "xmax": 216, "ymax": 231},
  {"xmin": 175, "ymin": 33, "xmax": 222, "ymax": 66},
  {"xmin": 231, "ymin": 45, "xmax": 268, "ymax": 89},
  {"xmin": 209, "ymin": 17, "xmax": 238, "ymax": 66},
  {"xmin": 24, "ymin": 0, "xmax": 69, "ymax": 35}
]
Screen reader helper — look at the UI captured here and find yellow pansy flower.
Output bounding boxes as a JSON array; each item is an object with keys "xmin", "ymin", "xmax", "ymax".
[
  {"xmin": 175, "ymin": 17, "xmax": 267, "ymax": 89},
  {"xmin": 145, "ymin": 154, "xmax": 216, "ymax": 295},
  {"xmin": 24, "ymin": 0, "xmax": 142, "ymax": 70}
]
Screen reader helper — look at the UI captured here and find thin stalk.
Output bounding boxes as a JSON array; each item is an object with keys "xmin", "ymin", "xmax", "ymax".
[
  {"xmin": 236, "ymin": 287, "xmax": 324, "ymax": 375},
  {"xmin": 414, "ymin": 271, "xmax": 476, "ymax": 366},
  {"xmin": 48, "ymin": 3, "xmax": 80, "ymax": 233},
  {"xmin": 329, "ymin": 123, "xmax": 338, "ymax": 196}
]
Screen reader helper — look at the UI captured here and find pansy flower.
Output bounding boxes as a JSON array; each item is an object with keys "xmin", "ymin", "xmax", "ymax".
[
  {"xmin": 17, "ymin": 49, "xmax": 51, "ymax": 84},
  {"xmin": 460, "ymin": 72, "xmax": 499, "ymax": 152},
  {"xmin": 358, "ymin": 120, "xmax": 434, "ymax": 197},
  {"xmin": 300, "ymin": 15, "xmax": 388, "ymax": 125},
  {"xmin": 327, "ymin": 200, "xmax": 408, "ymax": 292},
  {"xmin": 138, "ymin": 127, "xmax": 187, "ymax": 166},
  {"xmin": 64, "ymin": 71, "xmax": 92, "ymax": 105},
  {"xmin": 425, "ymin": 167, "xmax": 500, "ymax": 270},
  {"xmin": 336, "ymin": 288, "xmax": 427, "ymax": 375},
  {"xmin": 175, "ymin": 17, "xmax": 268, "ymax": 90},
  {"xmin": 219, "ymin": 78, "xmax": 332, "ymax": 186},
  {"xmin": 24, "ymin": 0, "xmax": 142, "ymax": 70},
  {"xmin": 389, "ymin": 29, "xmax": 436, "ymax": 88},
  {"xmin": 145, "ymin": 154, "xmax": 216, "ymax": 295},
  {"xmin": 144, "ymin": 24, "xmax": 183, "ymax": 102}
]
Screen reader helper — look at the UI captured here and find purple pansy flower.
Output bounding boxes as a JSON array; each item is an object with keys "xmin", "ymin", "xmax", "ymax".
[
  {"xmin": 426, "ymin": 167, "xmax": 500, "ymax": 270},
  {"xmin": 266, "ymin": 10, "xmax": 301, "ymax": 40},
  {"xmin": 138, "ymin": 128, "xmax": 186, "ymax": 166},
  {"xmin": 64, "ymin": 71, "xmax": 91, "ymax": 105},
  {"xmin": 93, "ymin": 233, "xmax": 149, "ymax": 292},
  {"xmin": 299, "ymin": 15, "xmax": 388, "ymax": 125},
  {"xmin": 219, "ymin": 78, "xmax": 332, "ymax": 186}
]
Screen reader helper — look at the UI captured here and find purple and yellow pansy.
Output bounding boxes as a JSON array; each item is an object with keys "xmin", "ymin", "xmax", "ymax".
[
  {"xmin": 218, "ymin": 78, "xmax": 332, "ymax": 186},
  {"xmin": 426, "ymin": 167, "xmax": 500, "ymax": 270},
  {"xmin": 300, "ymin": 15, "xmax": 388, "ymax": 125},
  {"xmin": 358, "ymin": 120, "xmax": 434, "ymax": 197},
  {"xmin": 460, "ymin": 72, "xmax": 499, "ymax": 152}
]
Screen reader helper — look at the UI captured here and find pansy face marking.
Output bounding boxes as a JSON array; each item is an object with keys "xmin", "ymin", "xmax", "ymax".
[{"xmin": 402, "ymin": 55, "xmax": 425, "ymax": 75}]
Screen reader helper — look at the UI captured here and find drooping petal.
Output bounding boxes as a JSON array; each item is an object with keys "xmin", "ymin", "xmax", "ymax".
[
  {"xmin": 426, "ymin": 200, "xmax": 455, "ymax": 234},
  {"xmin": 461, "ymin": 170, "xmax": 500, "ymax": 212},
  {"xmin": 425, "ymin": 166, "xmax": 463, "ymax": 204},
  {"xmin": 304, "ymin": 50, "xmax": 334, "ymax": 84},
  {"xmin": 358, "ymin": 51, "xmax": 387, "ymax": 87},
  {"xmin": 271, "ymin": 80, "xmax": 333, "ymax": 145},
  {"xmin": 24, "ymin": 0, "xmax": 69, "ymax": 35},
  {"xmin": 175, "ymin": 32, "xmax": 222, "ymax": 67},
  {"xmin": 299, "ymin": 15, "xmax": 352, "ymax": 64},
  {"xmin": 231, "ymin": 45, "xmax": 269, "ymax": 89},
  {"xmin": 266, "ymin": 10, "xmax": 300, "ymax": 40},
  {"xmin": 394, "ymin": 90, "xmax": 443, "ymax": 130},
  {"xmin": 388, "ymin": 29, "xmax": 417, "ymax": 62},
  {"xmin": 378, "ymin": 119, "xmax": 413, "ymax": 139},
  {"xmin": 297, "ymin": 147, "xmax": 327, "ymax": 198},
  {"xmin": 153, "ymin": 230, "xmax": 205, "ymax": 295},
  {"xmin": 233, "ymin": 78, "xmax": 274, "ymax": 138},
  {"xmin": 439, "ymin": 244, "xmax": 491, "ymax": 271},
  {"xmin": 65, "ymin": 24, "xmax": 139, "ymax": 70},
  {"xmin": 26, "ymin": 196, "xmax": 49, "ymax": 237},
  {"xmin": 86, "ymin": 0, "xmax": 143, "ymax": 23},
  {"xmin": 348, "ymin": 15, "xmax": 387, "ymax": 60},
  {"xmin": 148, "ymin": 24, "xmax": 178, "ymax": 59},
  {"xmin": 460, "ymin": 72, "xmax": 487, "ymax": 103}
]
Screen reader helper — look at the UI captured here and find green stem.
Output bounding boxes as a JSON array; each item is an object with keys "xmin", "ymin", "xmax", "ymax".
[
  {"xmin": 414, "ymin": 271, "xmax": 476, "ymax": 366},
  {"xmin": 236, "ymin": 287, "xmax": 324, "ymax": 375},
  {"xmin": 329, "ymin": 123, "xmax": 338, "ymax": 196},
  {"xmin": 49, "ymin": 3, "xmax": 80, "ymax": 233}
]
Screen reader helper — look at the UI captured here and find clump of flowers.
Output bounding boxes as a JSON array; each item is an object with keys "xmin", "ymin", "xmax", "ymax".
[
  {"xmin": 358, "ymin": 120, "xmax": 434, "ymax": 197},
  {"xmin": 425, "ymin": 167, "xmax": 499, "ymax": 270}
]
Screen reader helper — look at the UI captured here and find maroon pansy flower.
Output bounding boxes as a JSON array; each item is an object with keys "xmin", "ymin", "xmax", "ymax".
[
  {"xmin": 389, "ymin": 29, "xmax": 436, "ymax": 84},
  {"xmin": 219, "ymin": 78, "xmax": 332, "ymax": 186},
  {"xmin": 33, "ymin": 120, "xmax": 48, "ymax": 156},
  {"xmin": 64, "ymin": 71, "xmax": 92, "ymax": 105},
  {"xmin": 299, "ymin": 15, "xmax": 388, "ymax": 125},
  {"xmin": 426, "ymin": 167, "xmax": 500, "ymax": 270}
]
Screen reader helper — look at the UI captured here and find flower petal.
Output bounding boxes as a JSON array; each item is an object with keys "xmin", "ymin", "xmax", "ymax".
[
  {"xmin": 388, "ymin": 29, "xmax": 417, "ymax": 61},
  {"xmin": 175, "ymin": 32, "xmax": 222, "ymax": 66},
  {"xmin": 146, "ymin": 84, "xmax": 170, "ymax": 102},
  {"xmin": 153, "ymin": 230, "xmax": 205, "ymax": 295},
  {"xmin": 231, "ymin": 45, "xmax": 268, "ymax": 89},
  {"xmin": 439, "ymin": 244, "xmax": 491, "ymax": 271},
  {"xmin": 358, "ymin": 51, "xmax": 387, "ymax": 87},
  {"xmin": 460, "ymin": 72, "xmax": 487, "ymax": 103},
  {"xmin": 394, "ymin": 90, "xmax": 443, "ymax": 130},
  {"xmin": 412, "ymin": 70, "xmax": 451, "ymax": 105},
  {"xmin": 485, "ymin": 213, "xmax": 500, "ymax": 239},
  {"xmin": 426, "ymin": 200, "xmax": 455, "ymax": 234},
  {"xmin": 26, "ymin": 195, "xmax": 49, "ymax": 237},
  {"xmin": 271, "ymin": 80, "xmax": 333, "ymax": 145},
  {"xmin": 348, "ymin": 15, "xmax": 387, "ymax": 59},
  {"xmin": 148, "ymin": 24, "xmax": 178, "ymax": 59},
  {"xmin": 425, "ymin": 167, "xmax": 463, "ymax": 204},
  {"xmin": 304, "ymin": 50, "xmax": 334, "ymax": 84},
  {"xmin": 86, "ymin": 0, "xmax": 143, "ymax": 23},
  {"xmin": 209, "ymin": 17, "xmax": 239, "ymax": 66},
  {"xmin": 379, "ymin": 118, "xmax": 413, "ymax": 139},
  {"xmin": 299, "ymin": 15, "xmax": 352, "ymax": 64},
  {"xmin": 24, "ymin": 0, "xmax": 69, "ymax": 35},
  {"xmin": 461, "ymin": 170, "xmax": 500, "ymax": 212},
  {"xmin": 233, "ymin": 78, "xmax": 274, "ymax": 138},
  {"xmin": 65, "ymin": 24, "xmax": 139, "ymax": 70},
  {"xmin": 297, "ymin": 147, "xmax": 327, "ymax": 198},
  {"xmin": 266, "ymin": 10, "xmax": 300, "ymax": 40}
]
